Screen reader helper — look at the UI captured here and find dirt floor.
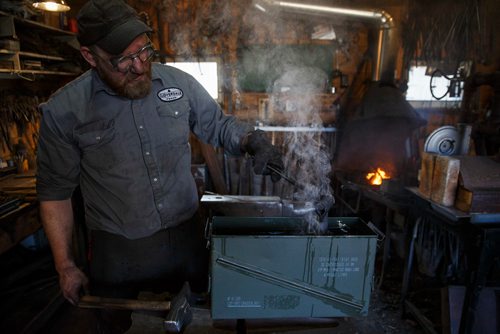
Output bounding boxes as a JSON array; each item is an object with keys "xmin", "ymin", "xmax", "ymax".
[
  {"xmin": 0, "ymin": 243, "xmax": 431, "ymax": 334},
  {"xmin": 36, "ymin": 287, "xmax": 426, "ymax": 334}
]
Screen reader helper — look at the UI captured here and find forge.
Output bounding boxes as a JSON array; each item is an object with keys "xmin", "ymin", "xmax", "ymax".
[{"xmin": 335, "ymin": 83, "xmax": 426, "ymax": 188}]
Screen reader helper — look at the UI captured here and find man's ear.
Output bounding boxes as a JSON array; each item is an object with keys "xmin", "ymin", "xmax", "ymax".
[{"xmin": 80, "ymin": 46, "xmax": 97, "ymax": 67}]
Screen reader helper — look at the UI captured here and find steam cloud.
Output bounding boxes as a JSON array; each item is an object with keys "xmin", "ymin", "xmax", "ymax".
[
  {"xmin": 246, "ymin": 2, "xmax": 335, "ymax": 234},
  {"xmin": 271, "ymin": 66, "xmax": 334, "ymax": 234},
  {"xmin": 163, "ymin": 0, "xmax": 335, "ymax": 233}
]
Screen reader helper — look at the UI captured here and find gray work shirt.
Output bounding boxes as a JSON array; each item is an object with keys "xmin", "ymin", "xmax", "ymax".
[{"xmin": 36, "ymin": 63, "xmax": 251, "ymax": 239}]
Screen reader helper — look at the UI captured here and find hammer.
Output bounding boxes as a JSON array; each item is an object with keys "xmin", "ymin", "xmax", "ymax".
[{"xmin": 78, "ymin": 281, "xmax": 192, "ymax": 333}]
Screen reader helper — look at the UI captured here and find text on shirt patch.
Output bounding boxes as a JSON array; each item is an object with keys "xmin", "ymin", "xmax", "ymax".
[{"xmin": 158, "ymin": 87, "xmax": 183, "ymax": 102}]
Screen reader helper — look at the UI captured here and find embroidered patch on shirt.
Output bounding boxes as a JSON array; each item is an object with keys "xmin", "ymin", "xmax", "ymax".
[{"xmin": 158, "ymin": 88, "xmax": 183, "ymax": 102}]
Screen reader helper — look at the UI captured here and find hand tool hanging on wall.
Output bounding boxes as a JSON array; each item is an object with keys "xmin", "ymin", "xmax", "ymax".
[{"xmin": 0, "ymin": 92, "xmax": 42, "ymax": 154}]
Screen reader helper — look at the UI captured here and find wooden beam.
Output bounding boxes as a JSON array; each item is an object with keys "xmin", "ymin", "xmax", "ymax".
[{"xmin": 199, "ymin": 142, "xmax": 227, "ymax": 195}]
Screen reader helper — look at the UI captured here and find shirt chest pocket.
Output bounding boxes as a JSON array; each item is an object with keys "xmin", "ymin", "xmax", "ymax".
[
  {"xmin": 156, "ymin": 100, "xmax": 190, "ymax": 145},
  {"xmin": 74, "ymin": 120, "xmax": 125, "ymax": 170}
]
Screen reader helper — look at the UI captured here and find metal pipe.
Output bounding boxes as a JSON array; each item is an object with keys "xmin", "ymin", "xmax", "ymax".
[
  {"xmin": 260, "ymin": 1, "xmax": 393, "ymax": 27},
  {"xmin": 255, "ymin": 0, "xmax": 397, "ymax": 82}
]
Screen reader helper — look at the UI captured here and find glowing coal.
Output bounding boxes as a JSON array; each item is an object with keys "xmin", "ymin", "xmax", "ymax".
[{"xmin": 366, "ymin": 167, "xmax": 391, "ymax": 185}]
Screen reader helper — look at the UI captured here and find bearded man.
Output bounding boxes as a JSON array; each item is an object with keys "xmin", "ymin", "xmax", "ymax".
[{"xmin": 36, "ymin": 1, "xmax": 283, "ymax": 329}]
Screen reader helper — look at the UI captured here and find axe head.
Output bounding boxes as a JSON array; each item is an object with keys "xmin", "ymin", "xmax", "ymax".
[{"xmin": 163, "ymin": 282, "xmax": 193, "ymax": 333}]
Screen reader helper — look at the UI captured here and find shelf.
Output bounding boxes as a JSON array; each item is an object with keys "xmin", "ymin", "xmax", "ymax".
[
  {"xmin": 0, "ymin": 69, "xmax": 79, "ymax": 77},
  {"xmin": 0, "ymin": 69, "xmax": 78, "ymax": 75},
  {"xmin": 1, "ymin": 50, "xmax": 68, "ymax": 61},
  {"xmin": 0, "ymin": 11, "xmax": 81, "ymax": 79},
  {"xmin": 19, "ymin": 51, "xmax": 67, "ymax": 61},
  {"xmin": 0, "ymin": 49, "xmax": 15, "ymax": 55},
  {"xmin": 0, "ymin": 10, "xmax": 74, "ymax": 36}
]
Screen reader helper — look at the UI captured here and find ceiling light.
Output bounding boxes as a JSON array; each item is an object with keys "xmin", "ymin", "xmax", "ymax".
[{"xmin": 32, "ymin": 1, "xmax": 71, "ymax": 12}]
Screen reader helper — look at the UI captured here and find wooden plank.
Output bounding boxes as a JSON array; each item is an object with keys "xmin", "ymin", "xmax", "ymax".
[
  {"xmin": 226, "ymin": 156, "xmax": 241, "ymax": 195},
  {"xmin": 430, "ymin": 155, "xmax": 460, "ymax": 207},
  {"xmin": 419, "ymin": 152, "xmax": 437, "ymax": 198},
  {"xmin": 455, "ymin": 187, "xmax": 473, "ymax": 212},
  {"xmin": 199, "ymin": 142, "xmax": 227, "ymax": 195}
]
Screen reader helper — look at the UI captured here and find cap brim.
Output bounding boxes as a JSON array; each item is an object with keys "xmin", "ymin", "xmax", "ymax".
[{"xmin": 97, "ymin": 19, "xmax": 152, "ymax": 55}]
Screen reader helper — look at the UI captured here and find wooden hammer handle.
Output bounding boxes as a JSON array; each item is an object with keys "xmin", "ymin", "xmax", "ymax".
[{"xmin": 78, "ymin": 295, "xmax": 171, "ymax": 311}]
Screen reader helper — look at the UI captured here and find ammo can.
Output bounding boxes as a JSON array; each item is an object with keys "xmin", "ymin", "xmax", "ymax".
[{"xmin": 209, "ymin": 216, "xmax": 377, "ymax": 319}]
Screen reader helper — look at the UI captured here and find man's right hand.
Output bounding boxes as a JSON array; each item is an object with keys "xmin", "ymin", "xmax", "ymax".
[
  {"xmin": 58, "ymin": 265, "xmax": 89, "ymax": 305},
  {"xmin": 242, "ymin": 130, "xmax": 284, "ymax": 182}
]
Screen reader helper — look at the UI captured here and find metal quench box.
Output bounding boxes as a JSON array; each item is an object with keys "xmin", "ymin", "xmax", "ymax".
[{"xmin": 209, "ymin": 216, "xmax": 377, "ymax": 320}]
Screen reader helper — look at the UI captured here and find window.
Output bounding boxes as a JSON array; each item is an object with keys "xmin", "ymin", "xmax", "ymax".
[
  {"xmin": 163, "ymin": 61, "xmax": 219, "ymax": 100},
  {"xmin": 406, "ymin": 65, "xmax": 463, "ymax": 102}
]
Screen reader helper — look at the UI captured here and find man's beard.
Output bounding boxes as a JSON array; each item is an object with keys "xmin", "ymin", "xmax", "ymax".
[{"xmin": 95, "ymin": 62, "xmax": 152, "ymax": 99}]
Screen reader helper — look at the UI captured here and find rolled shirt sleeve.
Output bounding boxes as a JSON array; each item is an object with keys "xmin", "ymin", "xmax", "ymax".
[{"xmin": 36, "ymin": 75, "xmax": 91, "ymax": 201}]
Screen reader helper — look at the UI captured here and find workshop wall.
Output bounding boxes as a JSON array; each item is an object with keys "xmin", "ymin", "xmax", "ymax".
[
  {"xmin": 0, "ymin": 0, "xmax": 498, "ymax": 174},
  {"xmin": 0, "ymin": 0, "xmax": 86, "ymax": 170},
  {"xmin": 122, "ymin": 0, "xmax": 500, "ymax": 148},
  {"xmin": 120, "ymin": 0, "xmax": 406, "ymax": 121}
]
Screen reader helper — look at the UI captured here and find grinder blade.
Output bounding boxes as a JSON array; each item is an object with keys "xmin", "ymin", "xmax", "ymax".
[{"xmin": 424, "ymin": 125, "xmax": 460, "ymax": 155}]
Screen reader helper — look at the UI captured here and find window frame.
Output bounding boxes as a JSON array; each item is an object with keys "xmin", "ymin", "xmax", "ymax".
[{"xmin": 161, "ymin": 57, "xmax": 223, "ymax": 103}]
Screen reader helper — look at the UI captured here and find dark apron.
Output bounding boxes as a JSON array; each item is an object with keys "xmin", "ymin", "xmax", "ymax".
[{"xmin": 88, "ymin": 213, "xmax": 208, "ymax": 298}]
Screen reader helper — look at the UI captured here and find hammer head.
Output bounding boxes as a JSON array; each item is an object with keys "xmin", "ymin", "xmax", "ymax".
[{"xmin": 163, "ymin": 282, "xmax": 192, "ymax": 333}]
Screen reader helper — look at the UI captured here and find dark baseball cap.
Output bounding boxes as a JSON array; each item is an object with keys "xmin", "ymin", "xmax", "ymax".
[{"xmin": 77, "ymin": 0, "xmax": 152, "ymax": 55}]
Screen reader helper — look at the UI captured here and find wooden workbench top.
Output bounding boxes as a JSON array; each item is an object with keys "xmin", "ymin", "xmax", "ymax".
[{"xmin": 0, "ymin": 172, "xmax": 36, "ymax": 198}]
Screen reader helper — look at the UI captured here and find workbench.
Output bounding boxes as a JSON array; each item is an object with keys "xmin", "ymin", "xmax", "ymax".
[
  {"xmin": 403, "ymin": 187, "xmax": 500, "ymax": 334},
  {"xmin": 331, "ymin": 173, "xmax": 500, "ymax": 333},
  {"xmin": 0, "ymin": 172, "xmax": 39, "ymax": 255}
]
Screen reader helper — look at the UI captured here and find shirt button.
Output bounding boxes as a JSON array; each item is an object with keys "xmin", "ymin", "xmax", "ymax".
[
  {"xmin": 158, "ymin": 203, "xmax": 163, "ymax": 208},
  {"xmin": 174, "ymin": 111, "xmax": 179, "ymax": 116},
  {"xmin": 139, "ymin": 125, "xmax": 144, "ymax": 129},
  {"xmin": 145, "ymin": 152, "xmax": 150, "ymax": 155},
  {"xmin": 153, "ymin": 178, "xmax": 158, "ymax": 182}
]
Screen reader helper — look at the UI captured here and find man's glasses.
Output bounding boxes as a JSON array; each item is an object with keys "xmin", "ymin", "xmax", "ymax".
[{"xmin": 107, "ymin": 43, "xmax": 157, "ymax": 73}]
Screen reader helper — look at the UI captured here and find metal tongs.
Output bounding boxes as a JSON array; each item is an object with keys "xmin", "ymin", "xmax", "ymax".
[
  {"xmin": 267, "ymin": 164, "xmax": 332, "ymax": 226},
  {"xmin": 266, "ymin": 164, "xmax": 303, "ymax": 189}
]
